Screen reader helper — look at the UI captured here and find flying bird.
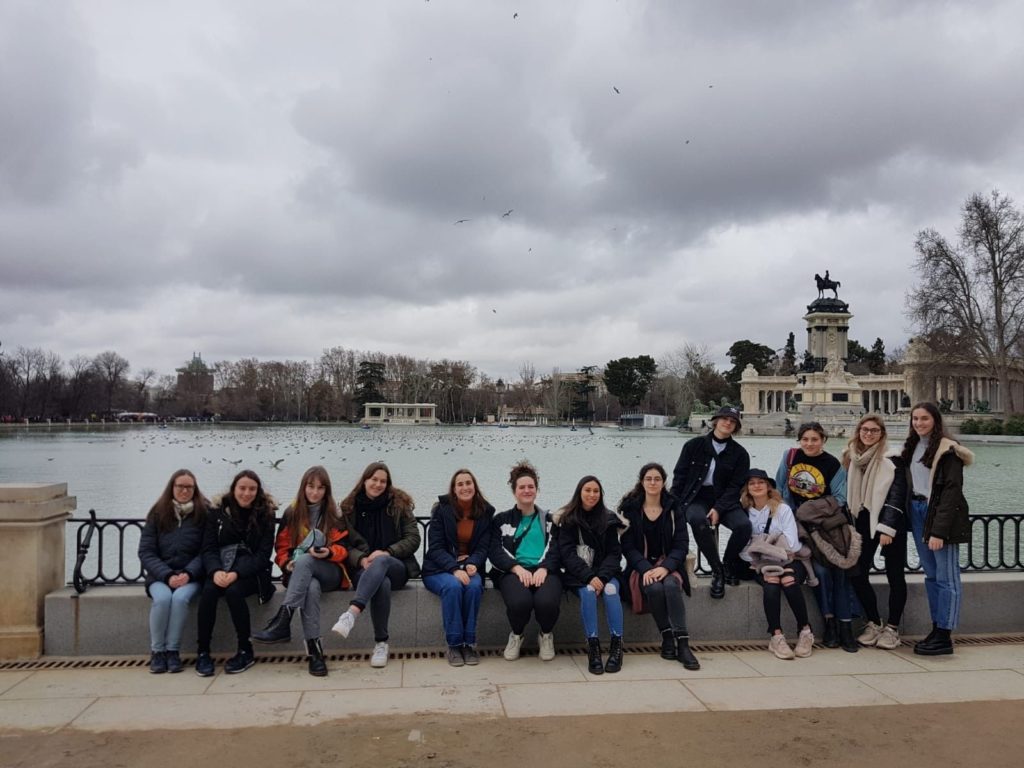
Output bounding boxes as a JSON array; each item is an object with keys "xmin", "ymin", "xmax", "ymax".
[
  {"xmin": 492, "ymin": 309, "xmax": 497, "ymax": 313},
  {"xmin": 613, "ymin": 86, "xmax": 620, "ymax": 94},
  {"xmin": 513, "ymin": 12, "xmax": 518, "ymax": 19},
  {"xmin": 454, "ymin": 219, "xmax": 470, "ymax": 224},
  {"xmin": 269, "ymin": 459, "xmax": 284, "ymax": 469},
  {"xmin": 502, "ymin": 209, "xmax": 513, "ymax": 218}
]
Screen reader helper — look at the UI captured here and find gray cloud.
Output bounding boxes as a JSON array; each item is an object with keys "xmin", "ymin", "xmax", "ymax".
[{"xmin": 2, "ymin": 1, "xmax": 1023, "ymax": 382}]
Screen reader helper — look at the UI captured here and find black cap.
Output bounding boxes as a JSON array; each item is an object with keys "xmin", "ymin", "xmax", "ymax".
[
  {"xmin": 710, "ymin": 405, "xmax": 742, "ymax": 429},
  {"xmin": 745, "ymin": 468, "xmax": 776, "ymax": 488}
]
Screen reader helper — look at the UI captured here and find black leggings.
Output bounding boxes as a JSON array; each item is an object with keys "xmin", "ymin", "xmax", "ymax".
[
  {"xmin": 685, "ymin": 497, "xmax": 753, "ymax": 570},
  {"xmin": 642, "ymin": 575, "xmax": 688, "ymax": 634},
  {"xmin": 758, "ymin": 561, "xmax": 809, "ymax": 634},
  {"xmin": 849, "ymin": 509, "xmax": 908, "ymax": 626},
  {"xmin": 497, "ymin": 571, "xmax": 563, "ymax": 634},
  {"xmin": 197, "ymin": 575, "xmax": 260, "ymax": 653}
]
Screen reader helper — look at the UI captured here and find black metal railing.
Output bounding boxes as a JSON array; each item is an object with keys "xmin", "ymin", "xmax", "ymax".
[{"xmin": 67, "ymin": 512, "xmax": 1024, "ymax": 593}]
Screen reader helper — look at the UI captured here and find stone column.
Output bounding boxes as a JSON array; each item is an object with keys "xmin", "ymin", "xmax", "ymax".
[{"xmin": 0, "ymin": 484, "xmax": 76, "ymax": 659}]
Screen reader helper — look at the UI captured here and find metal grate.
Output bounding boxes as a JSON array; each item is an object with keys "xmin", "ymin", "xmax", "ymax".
[{"xmin": 4, "ymin": 635, "xmax": 1023, "ymax": 671}]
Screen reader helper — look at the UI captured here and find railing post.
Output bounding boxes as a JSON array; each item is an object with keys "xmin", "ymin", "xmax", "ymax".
[{"xmin": 0, "ymin": 483, "xmax": 76, "ymax": 659}]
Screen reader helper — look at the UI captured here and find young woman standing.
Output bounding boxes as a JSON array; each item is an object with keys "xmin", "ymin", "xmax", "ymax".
[
  {"xmin": 618, "ymin": 462, "xmax": 699, "ymax": 670},
  {"xmin": 842, "ymin": 415, "xmax": 909, "ymax": 650},
  {"xmin": 901, "ymin": 402, "xmax": 973, "ymax": 656},
  {"xmin": 775, "ymin": 421, "xmax": 855, "ymax": 651},
  {"xmin": 556, "ymin": 475, "xmax": 626, "ymax": 675}
]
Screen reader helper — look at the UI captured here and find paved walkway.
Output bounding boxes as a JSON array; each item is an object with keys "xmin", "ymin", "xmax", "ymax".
[{"xmin": 3, "ymin": 642, "xmax": 1024, "ymax": 732}]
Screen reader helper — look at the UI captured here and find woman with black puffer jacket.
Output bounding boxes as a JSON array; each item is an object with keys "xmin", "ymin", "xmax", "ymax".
[{"xmin": 138, "ymin": 468, "xmax": 209, "ymax": 675}]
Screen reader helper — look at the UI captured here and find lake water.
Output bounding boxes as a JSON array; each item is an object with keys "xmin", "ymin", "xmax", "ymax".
[{"xmin": 1, "ymin": 424, "xmax": 1020, "ymax": 518}]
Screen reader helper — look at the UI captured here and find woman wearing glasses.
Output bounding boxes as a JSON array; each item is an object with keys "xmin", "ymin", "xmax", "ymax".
[
  {"xmin": 138, "ymin": 469, "xmax": 209, "ymax": 674},
  {"xmin": 842, "ymin": 415, "xmax": 909, "ymax": 649}
]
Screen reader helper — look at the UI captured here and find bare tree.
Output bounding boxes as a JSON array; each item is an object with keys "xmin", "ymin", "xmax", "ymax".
[
  {"xmin": 133, "ymin": 368, "xmax": 157, "ymax": 411},
  {"xmin": 13, "ymin": 346, "xmax": 44, "ymax": 418},
  {"xmin": 907, "ymin": 190, "xmax": 1024, "ymax": 413},
  {"xmin": 93, "ymin": 351, "xmax": 131, "ymax": 414}
]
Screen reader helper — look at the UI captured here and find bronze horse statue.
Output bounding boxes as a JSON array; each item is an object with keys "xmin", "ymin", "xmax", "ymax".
[{"xmin": 815, "ymin": 271, "xmax": 840, "ymax": 299}]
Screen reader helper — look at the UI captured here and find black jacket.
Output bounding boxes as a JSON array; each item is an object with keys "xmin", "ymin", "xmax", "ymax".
[
  {"xmin": 670, "ymin": 433, "xmax": 750, "ymax": 513},
  {"xmin": 138, "ymin": 512, "xmax": 205, "ymax": 595},
  {"xmin": 201, "ymin": 501, "xmax": 276, "ymax": 602},
  {"xmin": 422, "ymin": 495, "xmax": 495, "ymax": 577},
  {"xmin": 878, "ymin": 455, "xmax": 909, "ymax": 536},
  {"xmin": 924, "ymin": 442, "xmax": 972, "ymax": 544},
  {"xmin": 618, "ymin": 491, "xmax": 690, "ymax": 592},
  {"xmin": 488, "ymin": 507, "xmax": 560, "ymax": 579},
  {"xmin": 555, "ymin": 509, "xmax": 625, "ymax": 590}
]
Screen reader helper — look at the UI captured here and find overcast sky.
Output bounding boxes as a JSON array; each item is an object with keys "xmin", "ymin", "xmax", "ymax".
[{"xmin": 2, "ymin": 1, "xmax": 1023, "ymax": 382}]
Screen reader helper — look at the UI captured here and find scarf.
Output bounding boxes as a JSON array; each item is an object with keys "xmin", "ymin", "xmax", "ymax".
[
  {"xmin": 844, "ymin": 442, "xmax": 893, "ymax": 538},
  {"xmin": 172, "ymin": 500, "xmax": 194, "ymax": 523}
]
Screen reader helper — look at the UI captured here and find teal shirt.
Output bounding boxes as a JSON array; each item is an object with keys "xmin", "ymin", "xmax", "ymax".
[{"xmin": 514, "ymin": 513, "xmax": 545, "ymax": 567}]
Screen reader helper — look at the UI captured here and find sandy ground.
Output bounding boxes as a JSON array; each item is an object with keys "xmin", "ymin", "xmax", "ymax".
[{"xmin": 3, "ymin": 701, "xmax": 1023, "ymax": 768}]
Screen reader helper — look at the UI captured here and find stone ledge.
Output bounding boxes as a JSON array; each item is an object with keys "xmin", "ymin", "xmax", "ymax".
[{"xmin": 42, "ymin": 573, "xmax": 1024, "ymax": 657}]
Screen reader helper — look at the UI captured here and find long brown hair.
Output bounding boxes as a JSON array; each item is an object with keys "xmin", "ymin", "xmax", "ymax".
[
  {"xmin": 900, "ymin": 401, "xmax": 953, "ymax": 468},
  {"xmin": 287, "ymin": 465, "xmax": 339, "ymax": 549},
  {"xmin": 224, "ymin": 469, "xmax": 273, "ymax": 525},
  {"xmin": 559, "ymin": 475, "xmax": 609, "ymax": 533},
  {"xmin": 848, "ymin": 414, "xmax": 888, "ymax": 456},
  {"xmin": 448, "ymin": 468, "xmax": 490, "ymax": 520},
  {"xmin": 147, "ymin": 469, "xmax": 209, "ymax": 533}
]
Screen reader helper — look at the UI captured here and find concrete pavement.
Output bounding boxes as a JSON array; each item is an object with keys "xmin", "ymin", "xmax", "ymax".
[{"xmin": 4, "ymin": 639, "xmax": 1024, "ymax": 732}]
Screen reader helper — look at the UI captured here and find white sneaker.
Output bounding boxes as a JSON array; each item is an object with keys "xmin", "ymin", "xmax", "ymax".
[
  {"xmin": 538, "ymin": 632, "xmax": 555, "ymax": 661},
  {"xmin": 857, "ymin": 621, "xmax": 883, "ymax": 647},
  {"xmin": 769, "ymin": 633, "xmax": 795, "ymax": 660},
  {"xmin": 794, "ymin": 627, "xmax": 814, "ymax": 658},
  {"xmin": 875, "ymin": 625, "xmax": 901, "ymax": 650},
  {"xmin": 331, "ymin": 610, "xmax": 356, "ymax": 638},
  {"xmin": 503, "ymin": 632, "xmax": 524, "ymax": 661},
  {"xmin": 370, "ymin": 641, "xmax": 389, "ymax": 668}
]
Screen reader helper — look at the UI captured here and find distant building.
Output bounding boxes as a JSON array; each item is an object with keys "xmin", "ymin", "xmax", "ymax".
[
  {"xmin": 362, "ymin": 403, "xmax": 439, "ymax": 425},
  {"xmin": 176, "ymin": 353, "xmax": 214, "ymax": 395}
]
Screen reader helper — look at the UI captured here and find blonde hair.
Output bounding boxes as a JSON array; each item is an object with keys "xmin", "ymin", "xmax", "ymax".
[{"xmin": 741, "ymin": 484, "xmax": 783, "ymax": 516}]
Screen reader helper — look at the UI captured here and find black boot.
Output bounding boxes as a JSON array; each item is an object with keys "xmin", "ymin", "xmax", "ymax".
[
  {"xmin": 915, "ymin": 627, "xmax": 953, "ymax": 656},
  {"xmin": 306, "ymin": 638, "xmax": 328, "ymax": 676},
  {"xmin": 919, "ymin": 622, "xmax": 939, "ymax": 646},
  {"xmin": 675, "ymin": 632, "xmax": 701, "ymax": 670},
  {"xmin": 604, "ymin": 635, "xmax": 624, "ymax": 674},
  {"xmin": 823, "ymin": 617, "xmax": 839, "ymax": 648},
  {"xmin": 838, "ymin": 620, "xmax": 859, "ymax": 653},
  {"xmin": 709, "ymin": 568, "xmax": 726, "ymax": 599},
  {"xmin": 660, "ymin": 629, "xmax": 677, "ymax": 660},
  {"xmin": 722, "ymin": 562, "xmax": 740, "ymax": 587},
  {"xmin": 586, "ymin": 637, "xmax": 604, "ymax": 675},
  {"xmin": 252, "ymin": 605, "xmax": 293, "ymax": 644}
]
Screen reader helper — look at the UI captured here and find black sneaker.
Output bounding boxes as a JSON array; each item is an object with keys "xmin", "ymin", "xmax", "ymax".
[
  {"xmin": 148, "ymin": 651, "xmax": 167, "ymax": 674},
  {"xmin": 225, "ymin": 648, "xmax": 255, "ymax": 674},
  {"xmin": 165, "ymin": 650, "xmax": 183, "ymax": 674},
  {"xmin": 195, "ymin": 652, "xmax": 215, "ymax": 677}
]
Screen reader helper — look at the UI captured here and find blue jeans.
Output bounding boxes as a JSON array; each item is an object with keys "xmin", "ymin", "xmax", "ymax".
[
  {"xmin": 812, "ymin": 562, "xmax": 853, "ymax": 621},
  {"xmin": 423, "ymin": 572, "xmax": 484, "ymax": 647},
  {"xmin": 576, "ymin": 578, "xmax": 624, "ymax": 638},
  {"xmin": 910, "ymin": 499, "xmax": 962, "ymax": 630},
  {"xmin": 148, "ymin": 580, "xmax": 201, "ymax": 652}
]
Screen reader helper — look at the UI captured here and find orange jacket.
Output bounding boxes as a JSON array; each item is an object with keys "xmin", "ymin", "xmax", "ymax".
[{"xmin": 273, "ymin": 506, "xmax": 356, "ymax": 588}]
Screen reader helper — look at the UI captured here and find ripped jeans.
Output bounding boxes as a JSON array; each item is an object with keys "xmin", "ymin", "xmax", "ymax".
[{"xmin": 576, "ymin": 577, "xmax": 624, "ymax": 638}]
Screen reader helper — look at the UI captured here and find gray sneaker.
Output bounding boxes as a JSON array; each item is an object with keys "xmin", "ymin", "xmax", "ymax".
[
  {"xmin": 875, "ymin": 625, "xmax": 901, "ymax": 650},
  {"xmin": 370, "ymin": 641, "xmax": 389, "ymax": 668},
  {"xmin": 857, "ymin": 621, "xmax": 883, "ymax": 647},
  {"xmin": 462, "ymin": 645, "xmax": 480, "ymax": 666},
  {"xmin": 446, "ymin": 645, "xmax": 465, "ymax": 667},
  {"xmin": 538, "ymin": 632, "xmax": 556, "ymax": 661}
]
